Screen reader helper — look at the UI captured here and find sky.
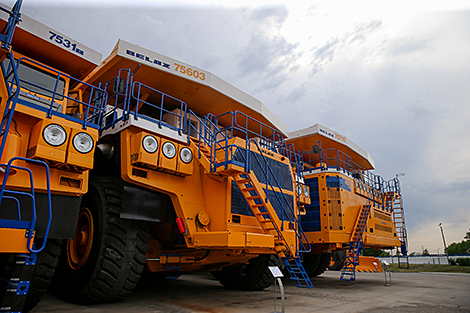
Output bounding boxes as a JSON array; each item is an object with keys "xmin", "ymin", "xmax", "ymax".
[{"xmin": 4, "ymin": 0, "xmax": 470, "ymax": 254}]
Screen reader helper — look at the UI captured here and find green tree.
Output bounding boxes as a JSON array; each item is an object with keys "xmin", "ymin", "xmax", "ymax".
[
  {"xmin": 423, "ymin": 248, "xmax": 430, "ymax": 255},
  {"xmin": 363, "ymin": 248, "xmax": 388, "ymax": 257},
  {"xmin": 446, "ymin": 228, "xmax": 470, "ymax": 255},
  {"xmin": 379, "ymin": 250, "xmax": 391, "ymax": 257},
  {"xmin": 447, "ymin": 240, "xmax": 470, "ymax": 254}
]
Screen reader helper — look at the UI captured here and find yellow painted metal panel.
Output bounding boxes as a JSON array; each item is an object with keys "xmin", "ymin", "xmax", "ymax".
[
  {"xmin": 28, "ymin": 119, "xmax": 69, "ymax": 163},
  {"xmin": 66, "ymin": 128, "xmax": 98, "ymax": 170},
  {"xmin": 159, "ymin": 140, "xmax": 178, "ymax": 171},
  {"xmin": 245, "ymin": 232, "xmax": 274, "ymax": 248},
  {"xmin": 356, "ymin": 256, "xmax": 384, "ymax": 272},
  {"xmin": 177, "ymin": 145, "xmax": 194, "ymax": 176},
  {"xmin": 193, "ymin": 231, "xmax": 245, "ymax": 248},
  {"xmin": 130, "ymin": 131, "xmax": 160, "ymax": 169},
  {"xmin": 0, "ymin": 228, "xmax": 32, "ymax": 253}
]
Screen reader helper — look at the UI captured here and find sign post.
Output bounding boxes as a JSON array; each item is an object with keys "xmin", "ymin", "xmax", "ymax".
[{"xmin": 268, "ymin": 266, "xmax": 285, "ymax": 313}]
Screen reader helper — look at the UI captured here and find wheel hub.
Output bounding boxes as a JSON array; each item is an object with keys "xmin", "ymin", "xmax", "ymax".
[{"xmin": 67, "ymin": 207, "xmax": 94, "ymax": 270}]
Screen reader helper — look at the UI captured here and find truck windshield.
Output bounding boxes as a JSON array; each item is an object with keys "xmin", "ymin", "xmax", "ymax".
[
  {"xmin": 4, "ymin": 58, "xmax": 66, "ymax": 100},
  {"xmin": 17, "ymin": 60, "xmax": 65, "ymax": 100}
]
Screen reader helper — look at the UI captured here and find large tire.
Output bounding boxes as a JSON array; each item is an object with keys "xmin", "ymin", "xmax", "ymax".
[
  {"xmin": 217, "ymin": 255, "xmax": 281, "ymax": 291},
  {"xmin": 303, "ymin": 253, "xmax": 330, "ymax": 277},
  {"xmin": 328, "ymin": 251, "xmax": 346, "ymax": 271},
  {"xmin": 52, "ymin": 176, "xmax": 149, "ymax": 304},
  {"xmin": 0, "ymin": 240, "xmax": 62, "ymax": 312}
]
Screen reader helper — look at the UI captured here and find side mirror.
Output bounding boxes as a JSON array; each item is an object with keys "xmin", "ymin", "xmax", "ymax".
[
  {"xmin": 113, "ymin": 78, "xmax": 126, "ymax": 94},
  {"xmin": 312, "ymin": 145, "xmax": 319, "ymax": 154}
]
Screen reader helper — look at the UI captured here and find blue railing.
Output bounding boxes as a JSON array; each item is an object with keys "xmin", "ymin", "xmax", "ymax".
[
  {"xmin": 2, "ymin": 56, "xmax": 107, "ymax": 130},
  {"xmin": 0, "ymin": 0, "xmax": 22, "ymax": 51},
  {"xmin": 246, "ymin": 139, "xmax": 311, "ymax": 256},
  {"xmin": 301, "ymin": 145, "xmax": 400, "ymax": 196},
  {"xmin": 186, "ymin": 110, "xmax": 218, "ymax": 163},
  {"xmin": 101, "ymin": 68, "xmax": 132, "ymax": 130},
  {"xmin": 213, "ymin": 110, "xmax": 303, "ymax": 173},
  {"xmin": 131, "ymin": 82, "xmax": 187, "ymax": 135},
  {"xmin": 101, "ymin": 68, "xmax": 187, "ymax": 136},
  {"xmin": 0, "ymin": 157, "xmax": 52, "ymax": 253},
  {"xmin": 0, "ymin": 52, "xmax": 20, "ymax": 162}
]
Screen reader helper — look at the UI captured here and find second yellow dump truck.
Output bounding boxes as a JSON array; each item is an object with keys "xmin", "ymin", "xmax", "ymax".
[{"xmin": 287, "ymin": 123, "xmax": 408, "ymax": 280}]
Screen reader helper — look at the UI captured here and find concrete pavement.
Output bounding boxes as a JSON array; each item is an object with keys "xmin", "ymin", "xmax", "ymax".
[{"xmin": 32, "ymin": 270, "xmax": 470, "ymax": 312}]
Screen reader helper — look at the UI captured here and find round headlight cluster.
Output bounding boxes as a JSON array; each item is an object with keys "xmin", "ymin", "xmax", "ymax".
[
  {"xmin": 180, "ymin": 147, "xmax": 193, "ymax": 164},
  {"xmin": 43, "ymin": 124, "xmax": 67, "ymax": 147},
  {"xmin": 296, "ymin": 184, "xmax": 302, "ymax": 196},
  {"xmin": 162, "ymin": 142, "xmax": 176, "ymax": 159},
  {"xmin": 73, "ymin": 132, "xmax": 94, "ymax": 154},
  {"xmin": 142, "ymin": 135, "xmax": 158, "ymax": 154},
  {"xmin": 303, "ymin": 186, "xmax": 309, "ymax": 197}
]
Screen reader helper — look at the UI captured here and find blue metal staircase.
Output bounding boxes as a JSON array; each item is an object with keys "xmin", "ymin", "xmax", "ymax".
[
  {"xmin": 202, "ymin": 111, "xmax": 313, "ymax": 288},
  {"xmin": 282, "ymin": 257, "xmax": 313, "ymax": 288},
  {"xmin": 340, "ymin": 199, "xmax": 372, "ymax": 281},
  {"xmin": 1, "ymin": 252, "xmax": 37, "ymax": 312}
]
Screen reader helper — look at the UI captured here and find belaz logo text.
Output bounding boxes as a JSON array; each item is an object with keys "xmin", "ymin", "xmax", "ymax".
[{"xmin": 126, "ymin": 50, "xmax": 170, "ymax": 69}]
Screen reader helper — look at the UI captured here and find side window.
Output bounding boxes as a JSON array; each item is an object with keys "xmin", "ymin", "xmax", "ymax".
[
  {"xmin": 2, "ymin": 57, "xmax": 66, "ymax": 101},
  {"xmin": 16, "ymin": 60, "xmax": 66, "ymax": 101}
]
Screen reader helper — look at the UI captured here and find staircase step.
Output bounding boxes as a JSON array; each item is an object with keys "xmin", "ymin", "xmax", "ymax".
[
  {"xmin": 242, "ymin": 187, "xmax": 256, "ymax": 192},
  {"xmin": 236, "ymin": 178, "xmax": 251, "ymax": 184}
]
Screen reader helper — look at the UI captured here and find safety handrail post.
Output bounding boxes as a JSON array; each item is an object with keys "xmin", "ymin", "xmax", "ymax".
[
  {"xmin": 0, "ymin": 0, "xmax": 22, "ymax": 51},
  {"xmin": 247, "ymin": 138, "xmax": 311, "ymax": 254},
  {"xmin": 0, "ymin": 52, "xmax": 20, "ymax": 161},
  {"xmin": 0, "ymin": 157, "xmax": 52, "ymax": 253}
]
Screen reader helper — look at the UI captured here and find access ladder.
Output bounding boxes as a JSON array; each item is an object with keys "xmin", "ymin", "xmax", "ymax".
[
  {"xmin": 340, "ymin": 200, "xmax": 372, "ymax": 281},
  {"xmin": 387, "ymin": 192, "xmax": 409, "ymax": 268}
]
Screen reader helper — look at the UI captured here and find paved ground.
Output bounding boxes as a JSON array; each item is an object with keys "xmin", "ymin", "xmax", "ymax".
[{"xmin": 32, "ymin": 271, "xmax": 470, "ymax": 313}]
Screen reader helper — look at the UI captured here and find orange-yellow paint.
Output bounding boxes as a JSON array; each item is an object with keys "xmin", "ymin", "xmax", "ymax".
[
  {"xmin": 28, "ymin": 119, "xmax": 70, "ymax": 163},
  {"xmin": 0, "ymin": 228, "xmax": 33, "ymax": 253},
  {"xmin": 303, "ymin": 171, "xmax": 401, "ymax": 251},
  {"xmin": 65, "ymin": 128, "xmax": 98, "ymax": 171},
  {"xmin": 356, "ymin": 256, "xmax": 384, "ymax": 272}
]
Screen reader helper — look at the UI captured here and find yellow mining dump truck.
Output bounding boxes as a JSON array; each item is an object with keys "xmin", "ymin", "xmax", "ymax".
[
  {"xmin": 287, "ymin": 124, "xmax": 408, "ymax": 281},
  {"xmin": 0, "ymin": 1, "xmax": 106, "ymax": 311},
  {"xmin": 51, "ymin": 38, "xmax": 314, "ymax": 304}
]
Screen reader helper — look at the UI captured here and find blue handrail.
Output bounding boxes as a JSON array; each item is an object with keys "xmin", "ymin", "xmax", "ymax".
[
  {"xmin": 130, "ymin": 81, "xmax": 187, "ymax": 135},
  {"xmin": 0, "ymin": 157, "xmax": 52, "ymax": 253},
  {"xmin": 6, "ymin": 56, "xmax": 107, "ymax": 129},
  {"xmin": 0, "ymin": 0, "xmax": 22, "ymax": 51},
  {"xmin": 246, "ymin": 138, "xmax": 311, "ymax": 256},
  {"xmin": 0, "ymin": 51, "xmax": 20, "ymax": 162},
  {"xmin": 301, "ymin": 145, "xmax": 401, "ymax": 196},
  {"xmin": 101, "ymin": 68, "xmax": 188, "ymax": 137}
]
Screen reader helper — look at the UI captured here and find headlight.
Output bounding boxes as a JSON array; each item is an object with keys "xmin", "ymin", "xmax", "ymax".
[
  {"xmin": 43, "ymin": 124, "xmax": 67, "ymax": 147},
  {"xmin": 73, "ymin": 132, "xmax": 94, "ymax": 154},
  {"xmin": 142, "ymin": 135, "xmax": 158, "ymax": 154},
  {"xmin": 296, "ymin": 184, "xmax": 302, "ymax": 195},
  {"xmin": 303, "ymin": 186, "xmax": 309, "ymax": 197},
  {"xmin": 162, "ymin": 142, "xmax": 176, "ymax": 159},
  {"xmin": 179, "ymin": 147, "xmax": 193, "ymax": 164}
]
